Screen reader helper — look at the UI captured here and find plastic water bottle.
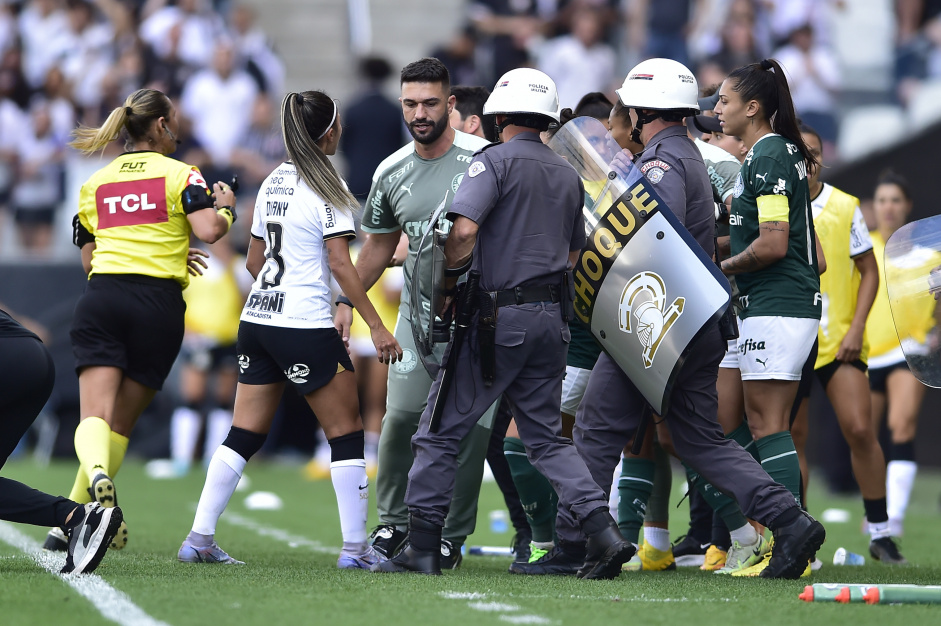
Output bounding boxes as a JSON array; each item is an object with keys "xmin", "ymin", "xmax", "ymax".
[
  {"xmin": 864, "ymin": 585, "xmax": 941, "ymax": 604},
  {"xmin": 832, "ymin": 547, "xmax": 865, "ymax": 566},
  {"xmin": 798, "ymin": 584, "xmax": 866, "ymax": 603},
  {"xmin": 489, "ymin": 510, "xmax": 508, "ymax": 533}
]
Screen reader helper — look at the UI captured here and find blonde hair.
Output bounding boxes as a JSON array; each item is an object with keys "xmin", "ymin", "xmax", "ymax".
[
  {"xmin": 280, "ymin": 91, "xmax": 358, "ymax": 214},
  {"xmin": 70, "ymin": 89, "xmax": 172, "ymax": 154}
]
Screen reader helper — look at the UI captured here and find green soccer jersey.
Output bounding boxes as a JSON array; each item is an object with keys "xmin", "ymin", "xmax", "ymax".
[
  {"xmin": 729, "ymin": 133, "xmax": 820, "ymax": 320},
  {"xmin": 362, "ymin": 130, "xmax": 489, "ymax": 320}
]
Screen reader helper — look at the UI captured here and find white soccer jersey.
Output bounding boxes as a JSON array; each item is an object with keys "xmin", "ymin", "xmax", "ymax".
[{"xmin": 241, "ymin": 162, "xmax": 355, "ymax": 328}]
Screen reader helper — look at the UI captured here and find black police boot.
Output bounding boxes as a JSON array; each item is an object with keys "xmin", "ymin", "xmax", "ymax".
[
  {"xmin": 761, "ymin": 507, "xmax": 826, "ymax": 579},
  {"xmin": 508, "ymin": 540, "xmax": 586, "ymax": 575},
  {"xmin": 577, "ymin": 507, "xmax": 635, "ymax": 580},
  {"xmin": 372, "ymin": 515, "xmax": 442, "ymax": 575}
]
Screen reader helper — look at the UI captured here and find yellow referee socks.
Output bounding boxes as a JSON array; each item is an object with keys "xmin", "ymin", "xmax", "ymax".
[
  {"xmin": 74, "ymin": 416, "xmax": 113, "ymax": 481},
  {"xmin": 67, "ymin": 467, "xmax": 91, "ymax": 504},
  {"xmin": 110, "ymin": 431, "xmax": 129, "ymax": 477}
]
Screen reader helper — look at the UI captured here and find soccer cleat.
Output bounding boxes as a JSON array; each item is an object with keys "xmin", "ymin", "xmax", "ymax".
[
  {"xmin": 623, "ymin": 542, "xmax": 676, "ymax": 572},
  {"xmin": 869, "ymin": 536, "xmax": 908, "ymax": 565},
  {"xmin": 89, "ymin": 472, "xmax": 117, "ymax": 507},
  {"xmin": 715, "ymin": 534, "xmax": 769, "ymax": 575},
  {"xmin": 700, "ymin": 545, "xmax": 727, "ymax": 571},
  {"xmin": 337, "ymin": 545, "xmax": 385, "ymax": 570},
  {"xmin": 177, "ymin": 539, "xmax": 245, "ymax": 564},
  {"xmin": 528, "ymin": 542, "xmax": 553, "ymax": 563},
  {"xmin": 510, "ymin": 530, "xmax": 532, "ymax": 563},
  {"xmin": 672, "ymin": 534, "xmax": 709, "ymax": 567},
  {"xmin": 440, "ymin": 539, "xmax": 462, "ymax": 570},
  {"xmin": 730, "ymin": 550, "xmax": 770, "ymax": 577},
  {"xmin": 109, "ymin": 520, "xmax": 128, "ymax": 550},
  {"xmin": 43, "ymin": 527, "xmax": 69, "ymax": 552},
  {"xmin": 509, "ymin": 541, "xmax": 585, "ymax": 576},
  {"xmin": 60, "ymin": 503, "xmax": 123, "ymax": 574},
  {"xmin": 369, "ymin": 524, "xmax": 407, "ymax": 560},
  {"xmin": 760, "ymin": 509, "xmax": 826, "ymax": 579}
]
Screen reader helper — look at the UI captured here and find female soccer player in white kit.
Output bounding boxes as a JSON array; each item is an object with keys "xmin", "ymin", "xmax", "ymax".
[{"xmin": 178, "ymin": 90, "xmax": 402, "ymax": 568}]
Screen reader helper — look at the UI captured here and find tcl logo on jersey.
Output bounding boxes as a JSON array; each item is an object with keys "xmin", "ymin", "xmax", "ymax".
[{"xmin": 95, "ymin": 178, "xmax": 167, "ymax": 229}]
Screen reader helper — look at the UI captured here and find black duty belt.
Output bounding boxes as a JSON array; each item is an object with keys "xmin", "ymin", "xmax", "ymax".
[{"xmin": 492, "ymin": 284, "xmax": 561, "ymax": 308}]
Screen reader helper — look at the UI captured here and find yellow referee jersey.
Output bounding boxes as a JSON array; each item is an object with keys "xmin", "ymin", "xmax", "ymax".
[
  {"xmin": 78, "ymin": 151, "xmax": 213, "ymax": 289},
  {"xmin": 813, "ymin": 185, "xmax": 872, "ymax": 367},
  {"xmin": 867, "ymin": 231, "xmax": 941, "ymax": 364}
]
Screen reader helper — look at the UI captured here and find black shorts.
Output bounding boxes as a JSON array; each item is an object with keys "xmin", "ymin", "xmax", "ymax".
[
  {"xmin": 815, "ymin": 358, "xmax": 868, "ymax": 389},
  {"xmin": 181, "ymin": 341, "xmax": 238, "ymax": 372},
  {"xmin": 869, "ymin": 360, "xmax": 909, "ymax": 393},
  {"xmin": 236, "ymin": 322, "xmax": 354, "ymax": 395},
  {"xmin": 70, "ymin": 274, "xmax": 185, "ymax": 390}
]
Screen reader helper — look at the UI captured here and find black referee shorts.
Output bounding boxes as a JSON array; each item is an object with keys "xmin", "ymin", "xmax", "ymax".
[
  {"xmin": 237, "ymin": 322, "xmax": 354, "ymax": 395},
  {"xmin": 70, "ymin": 274, "xmax": 185, "ymax": 390}
]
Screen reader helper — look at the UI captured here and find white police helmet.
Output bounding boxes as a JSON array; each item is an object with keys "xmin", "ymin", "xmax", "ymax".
[
  {"xmin": 483, "ymin": 68, "xmax": 561, "ymax": 122},
  {"xmin": 616, "ymin": 58, "xmax": 700, "ymax": 112}
]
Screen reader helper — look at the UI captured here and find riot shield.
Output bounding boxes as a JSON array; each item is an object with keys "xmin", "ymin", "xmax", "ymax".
[
  {"xmin": 549, "ymin": 116, "xmax": 731, "ymax": 416},
  {"xmin": 410, "ymin": 192, "xmax": 451, "ymax": 377},
  {"xmin": 884, "ymin": 215, "xmax": 941, "ymax": 387}
]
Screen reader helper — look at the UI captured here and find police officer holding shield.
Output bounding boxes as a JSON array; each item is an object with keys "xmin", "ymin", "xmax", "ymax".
[
  {"xmin": 537, "ymin": 59, "xmax": 824, "ymax": 580},
  {"xmin": 373, "ymin": 68, "xmax": 633, "ymax": 578}
]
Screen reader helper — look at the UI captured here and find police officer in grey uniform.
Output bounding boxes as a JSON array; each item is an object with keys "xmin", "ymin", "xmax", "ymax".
[
  {"xmin": 373, "ymin": 68, "xmax": 633, "ymax": 578},
  {"xmin": 528, "ymin": 59, "xmax": 825, "ymax": 580}
]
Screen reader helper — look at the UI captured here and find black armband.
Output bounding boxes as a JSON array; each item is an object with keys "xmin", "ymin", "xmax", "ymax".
[
  {"xmin": 336, "ymin": 295, "xmax": 354, "ymax": 309},
  {"xmin": 445, "ymin": 257, "xmax": 472, "ymax": 277},
  {"xmin": 181, "ymin": 184, "xmax": 214, "ymax": 215},
  {"xmin": 72, "ymin": 214, "xmax": 94, "ymax": 248}
]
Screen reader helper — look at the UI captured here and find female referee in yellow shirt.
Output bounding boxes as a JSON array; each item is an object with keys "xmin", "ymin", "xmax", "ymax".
[{"xmin": 43, "ymin": 88, "xmax": 236, "ymax": 552}]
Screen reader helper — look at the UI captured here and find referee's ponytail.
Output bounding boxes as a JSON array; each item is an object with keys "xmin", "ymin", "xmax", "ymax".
[
  {"xmin": 281, "ymin": 91, "xmax": 358, "ymax": 215},
  {"xmin": 727, "ymin": 59, "xmax": 818, "ymax": 170},
  {"xmin": 70, "ymin": 89, "xmax": 171, "ymax": 154}
]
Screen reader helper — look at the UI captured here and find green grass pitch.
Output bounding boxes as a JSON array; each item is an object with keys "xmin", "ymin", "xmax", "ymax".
[{"xmin": 1, "ymin": 459, "xmax": 940, "ymax": 625}]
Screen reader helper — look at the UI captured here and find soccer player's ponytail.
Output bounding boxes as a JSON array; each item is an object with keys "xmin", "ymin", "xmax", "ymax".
[
  {"xmin": 71, "ymin": 89, "xmax": 172, "ymax": 154},
  {"xmin": 727, "ymin": 59, "xmax": 818, "ymax": 170},
  {"xmin": 280, "ymin": 91, "xmax": 358, "ymax": 215}
]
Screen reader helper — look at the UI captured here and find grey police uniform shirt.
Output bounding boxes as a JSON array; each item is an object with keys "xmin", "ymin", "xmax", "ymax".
[
  {"xmin": 447, "ymin": 132, "xmax": 586, "ymax": 292},
  {"xmin": 362, "ymin": 130, "xmax": 489, "ymax": 320},
  {"xmin": 637, "ymin": 125, "xmax": 715, "ymax": 257}
]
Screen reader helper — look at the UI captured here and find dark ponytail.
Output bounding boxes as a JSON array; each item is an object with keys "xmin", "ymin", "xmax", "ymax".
[{"xmin": 728, "ymin": 58, "xmax": 818, "ymax": 170}]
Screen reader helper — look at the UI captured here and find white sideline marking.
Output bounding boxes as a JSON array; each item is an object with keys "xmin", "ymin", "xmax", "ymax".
[
  {"xmin": 221, "ymin": 510, "xmax": 338, "ymax": 555},
  {"xmin": 469, "ymin": 601, "xmax": 520, "ymax": 612},
  {"xmin": 499, "ymin": 617, "xmax": 553, "ymax": 625},
  {"xmin": 0, "ymin": 522, "xmax": 170, "ymax": 626},
  {"xmin": 440, "ymin": 590, "xmax": 736, "ymax": 604}
]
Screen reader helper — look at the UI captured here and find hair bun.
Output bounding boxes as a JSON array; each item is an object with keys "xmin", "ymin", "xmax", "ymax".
[{"xmin": 760, "ymin": 59, "xmax": 774, "ymax": 71}]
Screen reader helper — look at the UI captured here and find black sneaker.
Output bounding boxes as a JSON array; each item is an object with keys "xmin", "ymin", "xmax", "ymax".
[
  {"xmin": 440, "ymin": 539, "xmax": 462, "ymax": 570},
  {"xmin": 61, "ymin": 503, "xmax": 124, "ymax": 574},
  {"xmin": 511, "ymin": 530, "xmax": 532, "ymax": 563},
  {"xmin": 371, "ymin": 542, "xmax": 441, "ymax": 575},
  {"xmin": 870, "ymin": 537, "xmax": 908, "ymax": 565},
  {"xmin": 508, "ymin": 541, "xmax": 585, "ymax": 576},
  {"xmin": 672, "ymin": 534, "xmax": 709, "ymax": 567},
  {"xmin": 761, "ymin": 509, "xmax": 826, "ymax": 579},
  {"xmin": 42, "ymin": 527, "xmax": 69, "ymax": 552},
  {"xmin": 370, "ymin": 524, "xmax": 407, "ymax": 559}
]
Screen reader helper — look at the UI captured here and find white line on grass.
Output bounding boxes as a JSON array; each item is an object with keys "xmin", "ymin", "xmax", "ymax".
[
  {"xmin": 0, "ymin": 522, "xmax": 170, "ymax": 626},
  {"xmin": 220, "ymin": 510, "xmax": 339, "ymax": 555}
]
